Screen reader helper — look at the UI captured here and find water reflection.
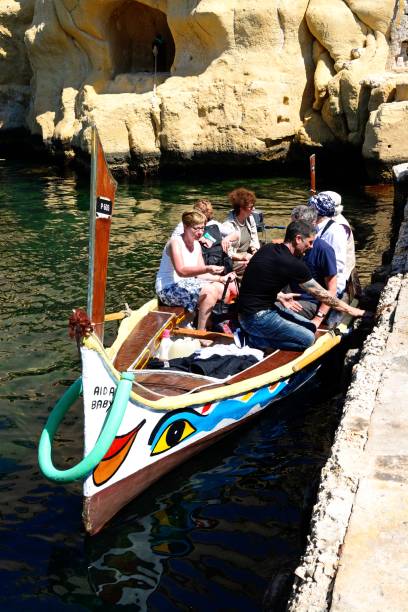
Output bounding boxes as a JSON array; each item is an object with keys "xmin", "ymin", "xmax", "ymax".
[{"xmin": 88, "ymin": 513, "xmax": 166, "ymax": 607}]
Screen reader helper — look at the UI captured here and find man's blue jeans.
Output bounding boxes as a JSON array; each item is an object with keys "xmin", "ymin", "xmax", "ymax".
[{"xmin": 239, "ymin": 307, "xmax": 316, "ymax": 351}]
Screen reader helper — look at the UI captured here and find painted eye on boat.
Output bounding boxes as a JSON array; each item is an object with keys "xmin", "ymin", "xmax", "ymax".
[{"xmin": 151, "ymin": 419, "xmax": 196, "ymax": 456}]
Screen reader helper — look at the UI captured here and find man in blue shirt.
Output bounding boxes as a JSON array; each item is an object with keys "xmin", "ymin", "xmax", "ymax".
[{"xmin": 289, "ymin": 205, "xmax": 337, "ymax": 327}]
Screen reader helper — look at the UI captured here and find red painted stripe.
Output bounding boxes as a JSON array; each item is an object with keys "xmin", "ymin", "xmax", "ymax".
[
  {"xmin": 103, "ymin": 423, "xmax": 143, "ymax": 460},
  {"xmin": 201, "ymin": 402, "xmax": 212, "ymax": 415}
]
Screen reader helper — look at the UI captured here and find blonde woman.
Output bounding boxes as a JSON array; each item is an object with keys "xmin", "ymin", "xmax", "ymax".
[
  {"xmin": 156, "ymin": 210, "xmax": 236, "ymax": 330},
  {"xmin": 172, "ymin": 199, "xmax": 238, "ymax": 256}
]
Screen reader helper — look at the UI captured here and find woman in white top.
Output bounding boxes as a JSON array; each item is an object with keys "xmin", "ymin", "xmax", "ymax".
[{"xmin": 156, "ymin": 210, "xmax": 236, "ymax": 330}]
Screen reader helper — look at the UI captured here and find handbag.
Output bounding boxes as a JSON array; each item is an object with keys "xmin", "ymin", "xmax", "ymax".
[{"xmin": 212, "ymin": 278, "xmax": 239, "ymax": 328}]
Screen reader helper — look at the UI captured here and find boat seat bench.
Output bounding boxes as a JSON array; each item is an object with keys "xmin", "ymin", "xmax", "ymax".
[
  {"xmin": 113, "ymin": 304, "xmax": 233, "ymax": 372},
  {"xmin": 113, "ymin": 310, "xmax": 175, "ymax": 372},
  {"xmin": 155, "ymin": 303, "xmax": 189, "ymax": 324}
]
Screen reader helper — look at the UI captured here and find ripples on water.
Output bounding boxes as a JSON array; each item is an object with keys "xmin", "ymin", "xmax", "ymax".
[{"xmin": 0, "ymin": 158, "xmax": 394, "ymax": 610}]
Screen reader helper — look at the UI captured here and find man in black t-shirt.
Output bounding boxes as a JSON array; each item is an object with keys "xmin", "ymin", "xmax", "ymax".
[{"xmin": 238, "ymin": 220, "xmax": 364, "ymax": 351}]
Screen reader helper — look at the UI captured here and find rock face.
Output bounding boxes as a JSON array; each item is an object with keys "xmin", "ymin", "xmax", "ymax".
[
  {"xmin": 0, "ymin": 0, "xmax": 407, "ymax": 176},
  {"xmin": 0, "ymin": 0, "xmax": 34, "ymax": 131}
]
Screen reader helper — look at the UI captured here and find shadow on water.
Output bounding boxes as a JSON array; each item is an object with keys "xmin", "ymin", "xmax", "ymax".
[{"xmin": 0, "ymin": 157, "xmax": 394, "ymax": 610}]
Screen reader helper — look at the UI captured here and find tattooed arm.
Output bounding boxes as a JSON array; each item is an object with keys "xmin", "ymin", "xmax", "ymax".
[
  {"xmin": 310, "ymin": 275, "xmax": 337, "ymax": 328},
  {"xmin": 299, "ymin": 278, "xmax": 365, "ymax": 317}
]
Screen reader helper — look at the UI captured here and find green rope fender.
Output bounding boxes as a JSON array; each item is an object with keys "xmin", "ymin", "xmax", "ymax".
[{"xmin": 38, "ymin": 372, "xmax": 135, "ymax": 483}]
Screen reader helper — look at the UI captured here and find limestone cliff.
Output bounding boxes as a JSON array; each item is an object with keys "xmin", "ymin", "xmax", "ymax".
[
  {"xmin": 1, "ymin": 0, "xmax": 407, "ymax": 178},
  {"xmin": 0, "ymin": 0, "xmax": 34, "ymax": 130}
]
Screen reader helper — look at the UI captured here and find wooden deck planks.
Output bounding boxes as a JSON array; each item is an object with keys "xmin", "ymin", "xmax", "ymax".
[
  {"xmin": 223, "ymin": 350, "xmax": 303, "ymax": 384},
  {"xmin": 113, "ymin": 306, "xmax": 308, "ymax": 400},
  {"xmin": 135, "ymin": 371, "xmax": 214, "ymax": 397}
]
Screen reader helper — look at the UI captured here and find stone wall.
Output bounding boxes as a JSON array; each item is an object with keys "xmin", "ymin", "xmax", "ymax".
[{"xmin": 1, "ymin": 0, "xmax": 408, "ymax": 176}]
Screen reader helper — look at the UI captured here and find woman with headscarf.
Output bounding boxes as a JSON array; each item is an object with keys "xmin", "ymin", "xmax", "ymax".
[
  {"xmin": 307, "ymin": 192, "xmax": 348, "ymax": 296},
  {"xmin": 319, "ymin": 190, "xmax": 356, "ymax": 283}
]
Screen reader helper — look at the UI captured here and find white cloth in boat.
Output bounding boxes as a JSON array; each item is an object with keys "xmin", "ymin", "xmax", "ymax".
[
  {"xmin": 194, "ymin": 344, "xmax": 264, "ymax": 362},
  {"xmin": 316, "ymin": 218, "xmax": 348, "ymax": 295},
  {"xmin": 156, "ymin": 235, "xmax": 204, "ymax": 293},
  {"xmin": 335, "ymin": 213, "xmax": 356, "ymax": 282}
]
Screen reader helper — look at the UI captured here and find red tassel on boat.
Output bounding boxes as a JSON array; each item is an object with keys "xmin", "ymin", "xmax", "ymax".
[{"xmin": 68, "ymin": 308, "xmax": 93, "ymax": 341}]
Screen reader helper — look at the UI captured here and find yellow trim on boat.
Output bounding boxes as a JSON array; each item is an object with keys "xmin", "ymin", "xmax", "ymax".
[
  {"xmin": 84, "ymin": 299, "xmax": 358, "ymax": 411},
  {"xmin": 83, "ymin": 329, "xmax": 340, "ymax": 411},
  {"xmin": 292, "ymin": 333, "xmax": 340, "ymax": 372}
]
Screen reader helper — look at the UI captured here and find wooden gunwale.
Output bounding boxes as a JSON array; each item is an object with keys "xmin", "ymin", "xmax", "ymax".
[{"xmin": 84, "ymin": 324, "xmax": 340, "ymax": 411}]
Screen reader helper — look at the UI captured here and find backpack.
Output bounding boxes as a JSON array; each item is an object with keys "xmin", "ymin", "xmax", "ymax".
[{"xmin": 201, "ymin": 224, "xmax": 233, "ymax": 274}]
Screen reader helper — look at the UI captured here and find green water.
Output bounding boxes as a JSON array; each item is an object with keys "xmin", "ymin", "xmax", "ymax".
[{"xmin": 0, "ymin": 157, "xmax": 394, "ymax": 610}]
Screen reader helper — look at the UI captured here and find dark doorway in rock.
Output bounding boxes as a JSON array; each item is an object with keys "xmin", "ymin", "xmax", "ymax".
[{"xmin": 109, "ymin": 0, "xmax": 175, "ymax": 76}]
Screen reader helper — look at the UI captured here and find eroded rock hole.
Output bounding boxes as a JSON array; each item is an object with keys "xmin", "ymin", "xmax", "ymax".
[{"xmin": 109, "ymin": 0, "xmax": 175, "ymax": 76}]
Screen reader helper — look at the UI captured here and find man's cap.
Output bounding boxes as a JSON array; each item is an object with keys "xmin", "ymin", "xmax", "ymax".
[{"xmin": 307, "ymin": 192, "xmax": 336, "ymax": 218}]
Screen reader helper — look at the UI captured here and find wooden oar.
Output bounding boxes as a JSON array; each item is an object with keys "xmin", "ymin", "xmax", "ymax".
[
  {"xmin": 104, "ymin": 303, "xmax": 132, "ymax": 322},
  {"xmin": 104, "ymin": 311, "xmax": 127, "ymax": 322},
  {"xmin": 173, "ymin": 327, "xmax": 233, "ymax": 342},
  {"xmin": 310, "ymin": 153, "xmax": 316, "ymax": 194}
]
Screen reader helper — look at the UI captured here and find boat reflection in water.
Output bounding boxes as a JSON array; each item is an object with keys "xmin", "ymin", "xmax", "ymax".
[
  {"xmin": 88, "ymin": 499, "xmax": 219, "ymax": 607},
  {"xmin": 87, "ymin": 512, "xmax": 168, "ymax": 607}
]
